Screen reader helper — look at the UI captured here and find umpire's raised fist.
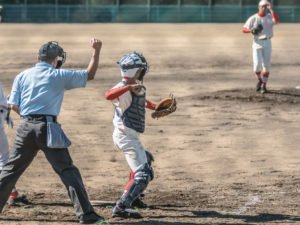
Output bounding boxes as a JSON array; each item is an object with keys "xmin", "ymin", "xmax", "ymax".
[{"xmin": 90, "ymin": 38, "xmax": 102, "ymax": 50}]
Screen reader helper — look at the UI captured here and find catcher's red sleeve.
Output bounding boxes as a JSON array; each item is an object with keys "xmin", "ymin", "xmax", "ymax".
[
  {"xmin": 146, "ymin": 100, "xmax": 156, "ymax": 110},
  {"xmin": 243, "ymin": 27, "xmax": 251, "ymax": 33},
  {"xmin": 105, "ymin": 86, "xmax": 131, "ymax": 100},
  {"xmin": 272, "ymin": 12, "xmax": 279, "ymax": 24}
]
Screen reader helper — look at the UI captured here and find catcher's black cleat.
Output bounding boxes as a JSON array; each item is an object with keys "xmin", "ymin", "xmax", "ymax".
[
  {"xmin": 79, "ymin": 212, "xmax": 106, "ymax": 224},
  {"xmin": 260, "ymin": 86, "xmax": 268, "ymax": 94},
  {"xmin": 131, "ymin": 197, "xmax": 148, "ymax": 209},
  {"xmin": 112, "ymin": 204, "xmax": 142, "ymax": 218},
  {"xmin": 256, "ymin": 81, "xmax": 262, "ymax": 92},
  {"xmin": 7, "ymin": 194, "xmax": 29, "ymax": 206}
]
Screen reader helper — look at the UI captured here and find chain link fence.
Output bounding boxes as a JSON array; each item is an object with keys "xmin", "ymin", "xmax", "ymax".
[{"xmin": 0, "ymin": 4, "xmax": 299, "ymax": 22}]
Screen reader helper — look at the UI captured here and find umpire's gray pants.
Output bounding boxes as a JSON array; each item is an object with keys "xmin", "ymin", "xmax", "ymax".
[{"xmin": 0, "ymin": 119, "xmax": 94, "ymax": 217}]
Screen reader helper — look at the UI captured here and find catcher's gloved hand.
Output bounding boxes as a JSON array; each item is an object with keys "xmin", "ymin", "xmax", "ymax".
[
  {"xmin": 151, "ymin": 93, "xmax": 177, "ymax": 119},
  {"xmin": 251, "ymin": 24, "xmax": 263, "ymax": 35}
]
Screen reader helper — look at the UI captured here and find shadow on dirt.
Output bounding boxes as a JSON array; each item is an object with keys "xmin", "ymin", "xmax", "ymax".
[
  {"xmin": 109, "ymin": 206, "xmax": 300, "ymax": 225},
  {"xmin": 193, "ymin": 210, "xmax": 300, "ymax": 223},
  {"xmin": 189, "ymin": 88, "xmax": 300, "ymax": 105},
  {"xmin": 141, "ymin": 209, "xmax": 299, "ymax": 224},
  {"xmin": 112, "ymin": 222, "xmax": 250, "ymax": 225},
  {"xmin": 1, "ymin": 205, "xmax": 299, "ymax": 225},
  {"xmin": 0, "ymin": 218, "xmax": 77, "ymax": 223}
]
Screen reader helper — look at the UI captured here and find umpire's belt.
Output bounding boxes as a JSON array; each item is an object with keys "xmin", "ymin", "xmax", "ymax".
[{"xmin": 22, "ymin": 114, "xmax": 57, "ymax": 123}]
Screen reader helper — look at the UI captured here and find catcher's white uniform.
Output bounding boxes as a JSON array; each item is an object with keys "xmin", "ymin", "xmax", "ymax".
[
  {"xmin": 110, "ymin": 81, "xmax": 148, "ymax": 173},
  {"xmin": 107, "ymin": 51, "xmax": 158, "ymax": 217},
  {"xmin": 0, "ymin": 82, "xmax": 10, "ymax": 171}
]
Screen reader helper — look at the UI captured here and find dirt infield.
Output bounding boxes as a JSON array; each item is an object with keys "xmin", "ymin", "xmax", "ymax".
[{"xmin": 0, "ymin": 23, "xmax": 299, "ymax": 224}]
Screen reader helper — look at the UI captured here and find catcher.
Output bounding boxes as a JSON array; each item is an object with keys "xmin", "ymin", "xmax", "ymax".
[{"xmin": 105, "ymin": 51, "xmax": 176, "ymax": 218}]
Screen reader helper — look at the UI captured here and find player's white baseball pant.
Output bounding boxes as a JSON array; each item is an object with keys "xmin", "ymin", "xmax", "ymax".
[
  {"xmin": 0, "ymin": 106, "xmax": 10, "ymax": 171},
  {"xmin": 252, "ymin": 39, "xmax": 272, "ymax": 73},
  {"xmin": 113, "ymin": 129, "xmax": 147, "ymax": 173},
  {"xmin": 0, "ymin": 128, "xmax": 10, "ymax": 171}
]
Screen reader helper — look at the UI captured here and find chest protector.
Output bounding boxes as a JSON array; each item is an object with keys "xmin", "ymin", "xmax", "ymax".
[{"xmin": 121, "ymin": 86, "xmax": 146, "ymax": 133}]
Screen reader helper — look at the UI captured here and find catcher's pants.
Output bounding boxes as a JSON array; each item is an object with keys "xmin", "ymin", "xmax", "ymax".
[
  {"xmin": 0, "ymin": 118, "xmax": 95, "ymax": 216},
  {"xmin": 252, "ymin": 39, "xmax": 272, "ymax": 73},
  {"xmin": 0, "ymin": 128, "xmax": 9, "ymax": 171},
  {"xmin": 113, "ymin": 129, "xmax": 147, "ymax": 173}
]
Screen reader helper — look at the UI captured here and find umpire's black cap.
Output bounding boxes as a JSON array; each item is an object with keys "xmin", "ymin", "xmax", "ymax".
[{"xmin": 38, "ymin": 41, "xmax": 64, "ymax": 62}]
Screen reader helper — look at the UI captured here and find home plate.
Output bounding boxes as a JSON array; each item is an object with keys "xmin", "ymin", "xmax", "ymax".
[{"xmin": 90, "ymin": 200, "xmax": 114, "ymax": 206}]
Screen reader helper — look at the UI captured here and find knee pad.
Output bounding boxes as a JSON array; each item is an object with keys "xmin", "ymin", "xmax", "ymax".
[{"xmin": 134, "ymin": 163, "xmax": 153, "ymax": 184}]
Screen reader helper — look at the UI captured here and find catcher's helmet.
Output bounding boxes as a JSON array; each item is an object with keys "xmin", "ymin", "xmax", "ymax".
[
  {"xmin": 38, "ymin": 41, "xmax": 66, "ymax": 68},
  {"xmin": 117, "ymin": 51, "xmax": 148, "ymax": 80}
]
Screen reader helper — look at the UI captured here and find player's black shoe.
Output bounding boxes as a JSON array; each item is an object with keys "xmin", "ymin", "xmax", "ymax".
[
  {"xmin": 256, "ymin": 81, "xmax": 262, "ymax": 92},
  {"xmin": 7, "ymin": 194, "xmax": 29, "ymax": 206},
  {"xmin": 112, "ymin": 203, "xmax": 142, "ymax": 218},
  {"xmin": 131, "ymin": 197, "xmax": 148, "ymax": 209},
  {"xmin": 79, "ymin": 212, "xmax": 106, "ymax": 224},
  {"xmin": 260, "ymin": 86, "xmax": 268, "ymax": 94}
]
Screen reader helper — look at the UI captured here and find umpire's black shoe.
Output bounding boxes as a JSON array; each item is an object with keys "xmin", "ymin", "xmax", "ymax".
[
  {"xmin": 79, "ymin": 212, "xmax": 106, "ymax": 224},
  {"xmin": 112, "ymin": 203, "xmax": 142, "ymax": 218},
  {"xmin": 131, "ymin": 197, "xmax": 148, "ymax": 209},
  {"xmin": 256, "ymin": 81, "xmax": 262, "ymax": 92}
]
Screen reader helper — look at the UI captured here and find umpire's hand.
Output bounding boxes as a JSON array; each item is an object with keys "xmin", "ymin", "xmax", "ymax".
[{"xmin": 90, "ymin": 38, "xmax": 102, "ymax": 50}]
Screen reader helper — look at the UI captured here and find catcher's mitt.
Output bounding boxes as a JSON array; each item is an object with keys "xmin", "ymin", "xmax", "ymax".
[
  {"xmin": 151, "ymin": 94, "xmax": 177, "ymax": 119},
  {"xmin": 251, "ymin": 24, "xmax": 263, "ymax": 35}
]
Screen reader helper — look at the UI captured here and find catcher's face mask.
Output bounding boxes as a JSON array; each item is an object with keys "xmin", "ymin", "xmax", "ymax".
[
  {"xmin": 38, "ymin": 41, "xmax": 66, "ymax": 69},
  {"xmin": 117, "ymin": 51, "xmax": 149, "ymax": 80}
]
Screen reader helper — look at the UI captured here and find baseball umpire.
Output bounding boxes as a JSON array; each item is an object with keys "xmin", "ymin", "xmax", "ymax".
[
  {"xmin": 243, "ymin": 0, "xmax": 279, "ymax": 93},
  {"xmin": 0, "ymin": 38, "xmax": 105, "ymax": 224}
]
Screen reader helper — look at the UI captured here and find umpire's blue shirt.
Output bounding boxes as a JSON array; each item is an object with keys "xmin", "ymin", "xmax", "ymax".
[{"xmin": 8, "ymin": 62, "xmax": 88, "ymax": 116}]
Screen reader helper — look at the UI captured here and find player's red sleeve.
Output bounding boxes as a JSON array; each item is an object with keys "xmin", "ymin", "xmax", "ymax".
[
  {"xmin": 272, "ymin": 12, "xmax": 279, "ymax": 24},
  {"xmin": 243, "ymin": 27, "xmax": 251, "ymax": 33},
  {"xmin": 146, "ymin": 99, "xmax": 156, "ymax": 110},
  {"xmin": 105, "ymin": 85, "xmax": 131, "ymax": 100}
]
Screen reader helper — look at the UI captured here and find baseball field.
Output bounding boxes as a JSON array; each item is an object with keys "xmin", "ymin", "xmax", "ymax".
[{"xmin": 0, "ymin": 23, "xmax": 299, "ymax": 224}]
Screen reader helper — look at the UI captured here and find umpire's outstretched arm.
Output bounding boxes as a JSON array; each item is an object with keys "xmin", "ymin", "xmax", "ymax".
[{"xmin": 87, "ymin": 38, "xmax": 102, "ymax": 81}]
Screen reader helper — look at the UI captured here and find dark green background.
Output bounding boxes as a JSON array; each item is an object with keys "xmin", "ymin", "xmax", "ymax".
[{"xmin": 0, "ymin": 0, "xmax": 299, "ymax": 22}]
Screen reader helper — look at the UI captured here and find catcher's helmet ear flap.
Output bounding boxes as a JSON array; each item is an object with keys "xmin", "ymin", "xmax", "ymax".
[
  {"xmin": 136, "ymin": 52, "xmax": 148, "ymax": 81},
  {"xmin": 38, "ymin": 41, "xmax": 66, "ymax": 68},
  {"xmin": 117, "ymin": 51, "xmax": 148, "ymax": 79}
]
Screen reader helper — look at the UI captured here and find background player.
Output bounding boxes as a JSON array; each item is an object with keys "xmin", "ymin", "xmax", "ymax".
[
  {"xmin": 0, "ymin": 82, "xmax": 28, "ymax": 206},
  {"xmin": 105, "ymin": 52, "xmax": 156, "ymax": 218},
  {"xmin": 243, "ymin": 0, "xmax": 279, "ymax": 93}
]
